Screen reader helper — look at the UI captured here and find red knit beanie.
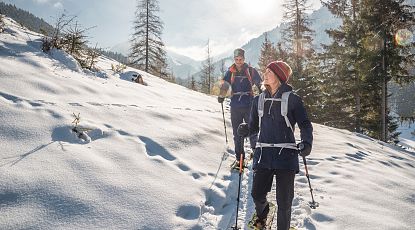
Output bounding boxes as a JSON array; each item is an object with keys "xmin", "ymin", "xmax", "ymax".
[{"xmin": 266, "ymin": 61, "xmax": 292, "ymax": 83}]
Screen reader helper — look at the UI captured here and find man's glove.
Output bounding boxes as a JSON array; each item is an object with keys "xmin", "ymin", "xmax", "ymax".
[
  {"xmin": 218, "ymin": 96, "xmax": 225, "ymax": 103},
  {"xmin": 297, "ymin": 142, "xmax": 312, "ymax": 157},
  {"xmin": 237, "ymin": 123, "xmax": 249, "ymax": 138}
]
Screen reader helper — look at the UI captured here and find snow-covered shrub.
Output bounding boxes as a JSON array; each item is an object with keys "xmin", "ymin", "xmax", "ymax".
[
  {"xmin": 49, "ymin": 48, "xmax": 82, "ymax": 72},
  {"xmin": 71, "ymin": 127, "xmax": 91, "ymax": 143},
  {"xmin": 0, "ymin": 14, "xmax": 5, "ymax": 33},
  {"xmin": 111, "ymin": 63, "xmax": 127, "ymax": 74},
  {"xmin": 61, "ymin": 22, "xmax": 89, "ymax": 67},
  {"xmin": 40, "ymin": 14, "xmax": 100, "ymax": 71},
  {"xmin": 41, "ymin": 36, "xmax": 55, "ymax": 52},
  {"xmin": 85, "ymin": 45, "xmax": 100, "ymax": 71}
]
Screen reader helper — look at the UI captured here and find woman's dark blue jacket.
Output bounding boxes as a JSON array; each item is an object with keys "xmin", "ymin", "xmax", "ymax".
[{"xmin": 249, "ymin": 83, "xmax": 313, "ymax": 172}]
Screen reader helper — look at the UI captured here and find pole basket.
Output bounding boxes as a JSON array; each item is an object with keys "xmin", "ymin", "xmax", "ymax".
[{"xmin": 309, "ymin": 201, "xmax": 319, "ymax": 209}]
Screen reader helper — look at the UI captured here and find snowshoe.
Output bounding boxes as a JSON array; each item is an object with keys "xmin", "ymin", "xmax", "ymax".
[
  {"xmin": 248, "ymin": 202, "xmax": 276, "ymax": 230},
  {"xmin": 230, "ymin": 160, "xmax": 246, "ymax": 172}
]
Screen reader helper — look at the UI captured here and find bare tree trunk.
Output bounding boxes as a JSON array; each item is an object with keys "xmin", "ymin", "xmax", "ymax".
[{"xmin": 145, "ymin": 0, "xmax": 149, "ymax": 72}]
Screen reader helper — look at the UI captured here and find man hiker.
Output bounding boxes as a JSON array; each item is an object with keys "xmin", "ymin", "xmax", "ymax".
[
  {"xmin": 237, "ymin": 60, "xmax": 313, "ymax": 229},
  {"xmin": 218, "ymin": 48, "xmax": 262, "ymax": 170}
]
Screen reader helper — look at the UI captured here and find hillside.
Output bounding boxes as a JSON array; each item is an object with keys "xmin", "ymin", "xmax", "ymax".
[
  {"xmin": 0, "ymin": 17, "xmax": 227, "ymax": 229},
  {"xmin": 0, "ymin": 2, "xmax": 54, "ymax": 35},
  {"xmin": 1, "ymin": 16, "xmax": 414, "ymax": 230}
]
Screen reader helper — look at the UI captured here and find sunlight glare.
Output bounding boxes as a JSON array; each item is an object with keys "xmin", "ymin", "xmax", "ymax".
[
  {"xmin": 395, "ymin": 29, "xmax": 413, "ymax": 46},
  {"xmin": 238, "ymin": 0, "xmax": 276, "ymax": 17}
]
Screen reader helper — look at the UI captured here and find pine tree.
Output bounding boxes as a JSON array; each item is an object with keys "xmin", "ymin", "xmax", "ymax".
[
  {"xmin": 199, "ymin": 39, "xmax": 215, "ymax": 94},
  {"xmin": 322, "ymin": 0, "xmax": 414, "ymax": 141},
  {"xmin": 188, "ymin": 75, "xmax": 197, "ymax": 91},
  {"xmin": 321, "ymin": 0, "xmax": 366, "ymax": 131},
  {"xmin": 281, "ymin": 0, "xmax": 320, "ymax": 119},
  {"xmin": 258, "ymin": 32, "xmax": 279, "ymax": 73},
  {"xmin": 362, "ymin": 0, "xmax": 414, "ymax": 140},
  {"xmin": 276, "ymin": 42, "xmax": 289, "ymax": 61},
  {"xmin": 220, "ymin": 59, "xmax": 226, "ymax": 77},
  {"xmin": 303, "ymin": 52, "xmax": 326, "ymax": 122},
  {"xmin": 130, "ymin": 0, "xmax": 169, "ymax": 78}
]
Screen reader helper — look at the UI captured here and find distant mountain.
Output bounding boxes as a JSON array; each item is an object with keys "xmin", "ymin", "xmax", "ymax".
[
  {"xmin": 235, "ymin": 6, "xmax": 341, "ymax": 69},
  {"xmin": 110, "ymin": 41, "xmax": 201, "ymax": 79},
  {"xmin": 165, "ymin": 50, "xmax": 201, "ymax": 79},
  {"xmin": 110, "ymin": 41, "xmax": 130, "ymax": 56},
  {"xmin": 191, "ymin": 6, "xmax": 341, "ymax": 81}
]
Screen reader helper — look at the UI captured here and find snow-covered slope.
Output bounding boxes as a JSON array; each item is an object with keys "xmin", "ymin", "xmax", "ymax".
[
  {"xmin": 1, "ymin": 17, "xmax": 414, "ymax": 230},
  {"xmin": 0, "ymin": 17, "xmax": 228, "ymax": 229}
]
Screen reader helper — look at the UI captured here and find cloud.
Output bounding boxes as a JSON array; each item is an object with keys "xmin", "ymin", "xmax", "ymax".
[
  {"xmin": 32, "ymin": 0, "xmax": 62, "ymax": 9},
  {"xmin": 53, "ymin": 2, "xmax": 63, "ymax": 8},
  {"xmin": 166, "ymin": 36, "xmax": 247, "ymax": 61},
  {"xmin": 32, "ymin": 0, "xmax": 50, "ymax": 3}
]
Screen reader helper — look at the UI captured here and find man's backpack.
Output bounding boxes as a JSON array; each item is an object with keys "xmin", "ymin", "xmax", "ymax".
[{"xmin": 230, "ymin": 67, "xmax": 254, "ymax": 96}]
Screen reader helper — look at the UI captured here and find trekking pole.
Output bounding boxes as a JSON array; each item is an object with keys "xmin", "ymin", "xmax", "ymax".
[
  {"xmin": 302, "ymin": 155, "xmax": 319, "ymax": 209},
  {"xmin": 232, "ymin": 136, "xmax": 245, "ymax": 230},
  {"xmin": 220, "ymin": 102, "xmax": 228, "ymax": 144},
  {"xmin": 232, "ymin": 153, "xmax": 244, "ymax": 229}
]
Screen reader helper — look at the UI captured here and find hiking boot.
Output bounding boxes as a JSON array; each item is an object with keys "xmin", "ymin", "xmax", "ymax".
[
  {"xmin": 230, "ymin": 160, "xmax": 239, "ymax": 168},
  {"xmin": 254, "ymin": 217, "xmax": 266, "ymax": 229},
  {"xmin": 232, "ymin": 160, "xmax": 240, "ymax": 170},
  {"xmin": 232, "ymin": 160, "xmax": 247, "ymax": 171}
]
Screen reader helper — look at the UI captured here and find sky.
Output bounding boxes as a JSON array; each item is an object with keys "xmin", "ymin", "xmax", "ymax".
[
  {"xmin": 3, "ymin": 0, "xmax": 322, "ymax": 60},
  {"xmin": 1, "ymin": 16, "xmax": 415, "ymax": 229}
]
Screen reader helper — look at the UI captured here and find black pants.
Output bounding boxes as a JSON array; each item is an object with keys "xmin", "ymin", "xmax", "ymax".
[
  {"xmin": 251, "ymin": 169, "xmax": 295, "ymax": 230},
  {"xmin": 230, "ymin": 106, "xmax": 257, "ymax": 161}
]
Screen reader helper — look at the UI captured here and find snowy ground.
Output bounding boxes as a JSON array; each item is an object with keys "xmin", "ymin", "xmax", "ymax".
[
  {"xmin": 397, "ymin": 121, "xmax": 415, "ymax": 151},
  {"xmin": 1, "ymin": 17, "xmax": 414, "ymax": 229}
]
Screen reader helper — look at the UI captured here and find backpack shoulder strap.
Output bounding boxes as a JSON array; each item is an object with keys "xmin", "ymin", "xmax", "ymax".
[
  {"xmin": 281, "ymin": 91, "xmax": 293, "ymax": 133},
  {"xmin": 258, "ymin": 92, "xmax": 266, "ymax": 119},
  {"xmin": 230, "ymin": 72, "xmax": 235, "ymax": 84},
  {"xmin": 245, "ymin": 67, "xmax": 254, "ymax": 95},
  {"xmin": 257, "ymin": 92, "xmax": 266, "ymax": 140},
  {"xmin": 245, "ymin": 67, "xmax": 253, "ymax": 85}
]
